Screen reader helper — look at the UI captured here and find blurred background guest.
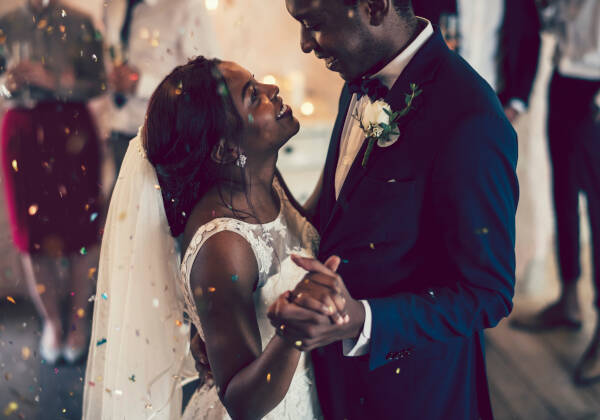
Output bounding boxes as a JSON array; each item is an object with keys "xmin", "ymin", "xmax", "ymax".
[
  {"xmin": 0, "ymin": 0, "xmax": 105, "ymax": 365},
  {"xmin": 103, "ymin": 0, "xmax": 219, "ymax": 182},
  {"xmin": 512, "ymin": 0, "xmax": 600, "ymax": 385},
  {"xmin": 414, "ymin": 0, "xmax": 541, "ymax": 123}
]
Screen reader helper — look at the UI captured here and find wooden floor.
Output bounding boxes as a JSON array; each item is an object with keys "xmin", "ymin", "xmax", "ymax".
[{"xmin": 486, "ymin": 243, "xmax": 600, "ymax": 420}]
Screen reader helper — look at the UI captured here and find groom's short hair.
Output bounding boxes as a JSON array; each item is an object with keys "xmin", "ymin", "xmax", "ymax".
[{"xmin": 342, "ymin": 0, "xmax": 412, "ymax": 17}]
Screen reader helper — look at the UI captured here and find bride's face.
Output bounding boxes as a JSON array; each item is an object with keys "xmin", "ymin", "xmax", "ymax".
[{"xmin": 218, "ymin": 61, "xmax": 300, "ymax": 156}]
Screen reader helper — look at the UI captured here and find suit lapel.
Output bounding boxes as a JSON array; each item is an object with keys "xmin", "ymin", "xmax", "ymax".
[
  {"xmin": 322, "ymin": 30, "xmax": 448, "ymax": 237},
  {"xmin": 319, "ymin": 85, "xmax": 352, "ymax": 233}
]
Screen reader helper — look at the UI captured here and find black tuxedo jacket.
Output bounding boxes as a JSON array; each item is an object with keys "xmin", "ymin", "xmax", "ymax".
[
  {"xmin": 413, "ymin": 0, "xmax": 541, "ymax": 107},
  {"xmin": 311, "ymin": 30, "xmax": 518, "ymax": 420}
]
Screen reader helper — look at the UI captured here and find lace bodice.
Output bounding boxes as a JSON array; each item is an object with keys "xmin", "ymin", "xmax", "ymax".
[{"xmin": 179, "ymin": 178, "xmax": 322, "ymax": 420}]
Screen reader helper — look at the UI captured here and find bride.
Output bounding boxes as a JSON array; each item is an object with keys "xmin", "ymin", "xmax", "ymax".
[{"xmin": 82, "ymin": 56, "xmax": 343, "ymax": 419}]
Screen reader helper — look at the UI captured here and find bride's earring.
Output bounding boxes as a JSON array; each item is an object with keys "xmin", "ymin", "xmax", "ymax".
[{"xmin": 235, "ymin": 154, "xmax": 247, "ymax": 168}]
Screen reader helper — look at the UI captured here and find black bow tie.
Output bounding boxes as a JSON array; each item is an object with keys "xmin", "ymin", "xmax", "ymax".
[{"xmin": 347, "ymin": 77, "xmax": 389, "ymax": 101}]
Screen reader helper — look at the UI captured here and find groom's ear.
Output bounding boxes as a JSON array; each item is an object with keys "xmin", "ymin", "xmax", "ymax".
[
  {"xmin": 210, "ymin": 138, "xmax": 239, "ymax": 166},
  {"xmin": 366, "ymin": 0, "xmax": 390, "ymax": 25}
]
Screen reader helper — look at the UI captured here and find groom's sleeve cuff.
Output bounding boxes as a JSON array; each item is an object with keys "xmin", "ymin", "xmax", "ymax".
[{"xmin": 342, "ymin": 300, "xmax": 372, "ymax": 357}]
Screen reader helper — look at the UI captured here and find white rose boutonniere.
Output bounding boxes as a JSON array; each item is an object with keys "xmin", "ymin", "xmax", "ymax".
[{"xmin": 354, "ymin": 83, "xmax": 423, "ymax": 167}]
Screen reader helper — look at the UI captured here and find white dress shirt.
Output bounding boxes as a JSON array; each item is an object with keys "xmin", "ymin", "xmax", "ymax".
[
  {"xmin": 457, "ymin": 0, "xmax": 525, "ymax": 113},
  {"xmin": 104, "ymin": 0, "xmax": 219, "ymax": 135},
  {"xmin": 556, "ymin": 0, "xmax": 600, "ymax": 80},
  {"xmin": 339, "ymin": 19, "xmax": 434, "ymax": 356}
]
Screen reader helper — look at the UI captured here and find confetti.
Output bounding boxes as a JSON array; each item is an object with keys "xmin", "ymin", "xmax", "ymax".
[
  {"xmin": 54, "ymin": 368, "xmax": 59, "ymax": 374},
  {"xmin": 96, "ymin": 338, "xmax": 107, "ymax": 346},
  {"xmin": 342, "ymin": 259, "xmax": 349, "ymax": 264},
  {"xmin": 28, "ymin": 204, "xmax": 39, "ymax": 215},
  {"xmin": 6, "ymin": 296, "xmax": 15, "ymax": 304},
  {"xmin": 154, "ymin": 184, "xmax": 160, "ymax": 190},
  {"xmin": 61, "ymin": 9, "xmax": 67, "ymax": 17},
  {"xmin": 369, "ymin": 243, "xmax": 375, "ymax": 250},
  {"xmin": 129, "ymin": 375, "xmax": 136, "ymax": 382},
  {"xmin": 114, "ymin": 389, "xmax": 123, "ymax": 396},
  {"xmin": 90, "ymin": 212, "xmax": 99, "ymax": 222},
  {"xmin": 475, "ymin": 227, "xmax": 489, "ymax": 235},
  {"xmin": 92, "ymin": 54, "xmax": 98, "ymax": 62},
  {"xmin": 295, "ymin": 340, "xmax": 302, "ymax": 347},
  {"xmin": 101, "ymin": 293, "xmax": 108, "ymax": 300},
  {"xmin": 80, "ymin": 247, "xmax": 87, "ymax": 255},
  {"xmin": 231, "ymin": 274, "xmax": 239, "ymax": 282},
  {"xmin": 395, "ymin": 368, "xmax": 401, "ymax": 374},
  {"xmin": 11, "ymin": 160, "xmax": 18, "ymax": 172},
  {"xmin": 175, "ymin": 320, "xmax": 182, "ymax": 327},
  {"xmin": 3, "ymin": 401, "xmax": 18, "ymax": 416},
  {"xmin": 208, "ymin": 287, "xmax": 216, "ymax": 293},
  {"xmin": 152, "ymin": 298, "xmax": 159, "ymax": 308},
  {"xmin": 88, "ymin": 267, "xmax": 97, "ymax": 279},
  {"xmin": 21, "ymin": 346, "xmax": 31, "ymax": 360},
  {"xmin": 88, "ymin": 381, "xmax": 96, "ymax": 387},
  {"xmin": 36, "ymin": 284, "xmax": 46, "ymax": 294},
  {"xmin": 62, "ymin": 408, "xmax": 67, "ymax": 413},
  {"xmin": 77, "ymin": 308, "xmax": 85, "ymax": 318},
  {"xmin": 266, "ymin": 373, "xmax": 271, "ymax": 383},
  {"xmin": 118, "ymin": 212, "xmax": 127, "ymax": 220}
]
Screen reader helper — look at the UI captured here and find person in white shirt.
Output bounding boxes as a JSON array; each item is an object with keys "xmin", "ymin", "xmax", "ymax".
[
  {"xmin": 512, "ymin": 0, "xmax": 600, "ymax": 385},
  {"xmin": 104, "ymin": 0, "xmax": 219, "ymax": 178}
]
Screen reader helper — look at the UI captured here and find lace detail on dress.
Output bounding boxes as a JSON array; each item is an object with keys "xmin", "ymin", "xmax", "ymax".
[{"xmin": 179, "ymin": 178, "xmax": 322, "ymax": 420}]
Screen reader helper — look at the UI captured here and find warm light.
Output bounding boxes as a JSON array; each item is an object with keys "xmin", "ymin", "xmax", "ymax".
[
  {"xmin": 205, "ymin": 0, "xmax": 218, "ymax": 11},
  {"xmin": 301, "ymin": 101, "xmax": 315, "ymax": 116},
  {"xmin": 262, "ymin": 75, "xmax": 277, "ymax": 85}
]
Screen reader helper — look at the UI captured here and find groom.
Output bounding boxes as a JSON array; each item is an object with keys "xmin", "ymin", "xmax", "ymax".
[{"xmin": 269, "ymin": 0, "xmax": 519, "ymax": 418}]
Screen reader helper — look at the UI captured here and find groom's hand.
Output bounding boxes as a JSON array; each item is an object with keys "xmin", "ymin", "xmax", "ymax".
[{"xmin": 267, "ymin": 255, "xmax": 365, "ymax": 351}]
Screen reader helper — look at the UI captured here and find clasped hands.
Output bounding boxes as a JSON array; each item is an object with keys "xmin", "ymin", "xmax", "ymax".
[{"xmin": 266, "ymin": 255, "xmax": 365, "ymax": 352}]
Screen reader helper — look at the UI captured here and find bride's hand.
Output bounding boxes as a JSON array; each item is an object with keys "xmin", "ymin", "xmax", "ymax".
[
  {"xmin": 190, "ymin": 333, "xmax": 213, "ymax": 385},
  {"xmin": 288, "ymin": 255, "xmax": 348, "ymax": 324}
]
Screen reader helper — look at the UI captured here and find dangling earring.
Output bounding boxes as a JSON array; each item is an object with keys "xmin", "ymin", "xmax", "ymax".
[{"xmin": 235, "ymin": 154, "xmax": 247, "ymax": 168}]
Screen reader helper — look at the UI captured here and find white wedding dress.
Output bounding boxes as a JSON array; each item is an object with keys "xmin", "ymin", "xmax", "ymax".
[{"xmin": 179, "ymin": 177, "xmax": 323, "ymax": 420}]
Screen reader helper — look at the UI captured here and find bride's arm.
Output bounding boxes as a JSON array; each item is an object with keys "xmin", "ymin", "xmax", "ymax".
[{"xmin": 189, "ymin": 231, "xmax": 317, "ymax": 420}]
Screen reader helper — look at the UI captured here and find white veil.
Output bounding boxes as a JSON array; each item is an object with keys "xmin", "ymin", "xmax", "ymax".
[{"xmin": 83, "ymin": 131, "xmax": 196, "ymax": 419}]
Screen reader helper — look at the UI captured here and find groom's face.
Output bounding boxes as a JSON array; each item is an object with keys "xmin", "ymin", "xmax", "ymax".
[{"xmin": 286, "ymin": 0, "xmax": 382, "ymax": 81}]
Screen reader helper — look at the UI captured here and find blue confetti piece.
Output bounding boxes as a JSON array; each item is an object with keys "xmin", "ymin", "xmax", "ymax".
[
  {"xmin": 90, "ymin": 212, "xmax": 98, "ymax": 222},
  {"xmin": 96, "ymin": 338, "xmax": 107, "ymax": 346},
  {"xmin": 231, "ymin": 274, "xmax": 239, "ymax": 282},
  {"xmin": 101, "ymin": 292, "xmax": 108, "ymax": 300}
]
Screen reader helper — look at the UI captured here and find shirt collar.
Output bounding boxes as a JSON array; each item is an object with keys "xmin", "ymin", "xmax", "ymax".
[{"xmin": 372, "ymin": 18, "xmax": 434, "ymax": 89}]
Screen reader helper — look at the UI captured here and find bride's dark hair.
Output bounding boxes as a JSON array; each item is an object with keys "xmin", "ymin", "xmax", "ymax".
[{"xmin": 142, "ymin": 56, "xmax": 245, "ymax": 237}]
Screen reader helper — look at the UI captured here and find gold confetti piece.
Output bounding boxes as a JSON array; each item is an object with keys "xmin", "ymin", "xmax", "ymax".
[
  {"xmin": 154, "ymin": 184, "xmax": 161, "ymax": 190},
  {"xmin": 62, "ymin": 408, "xmax": 67, "ymax": 413},
  {"xmin": 3, "ymin": 401, "xmax": 18, "ymax": 416},
  {"xmin": 369, "ymin": 243, "xmax": 375, "ymax": 250},
  {"xmin": 11, "ymin": 160, "xmax": 18, "ymax": 172},
  {"xmin": 475, "ymin": 227, "xmax": 489, "ymax": 235},
  {"xmin": 279, "ymin": 324, "xmax": 285, "ymax": 330},
  {"xmin": 59, "ymin": 25, "xmax": 66, "ymax": 33},
  {"xmin": 77, "ymin": 308, "xmax": 85, "ymax": 318},
  {"xmin": 208, "ymin": 287, "xmax": 216, "ymax": 293},
  {"xmin": 118, "ymin": 212, "xmax": 127, "ymax": 220},
  {"xmin": 295, "ymin": 340, "xmax": 302, "ymax": 347},
  {"xmin": 6, "ymin": 296, "xmax": 15, "ymax": 304},
  {"xmin": 88, "ymin": 268, "xmax": 97, "ymax": 279},
  {"xmin": 36, "ymin": 284, "xmax": 46, "ymax": 295},
  {"xmin": 28, "ymin": 204, "xmax": 39, "ymax": 216},
  {"xmin": 266, "ymin": 373, "xmax": 271, "ymax": 382},
  {"xmin": 175, "ymin": 320, "xmax": 182, "ymax": 327},
  {"xmin": 21, "ymin": 346, "xmax": 31, "ymax": 360},
  {"xmin": 395, "ymin": 368, "xmax": 401, "ymax": 375}
]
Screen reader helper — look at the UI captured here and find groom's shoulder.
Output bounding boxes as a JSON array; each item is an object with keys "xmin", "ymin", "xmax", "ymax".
[{"xmin": 433, "ymin": 50, "xmax": 505, "ymax": 118}]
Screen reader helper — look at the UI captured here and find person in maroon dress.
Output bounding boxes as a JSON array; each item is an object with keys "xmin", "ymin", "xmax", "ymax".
[{"xmin": 0, "ymin": 0, "xmax": 106, "ymax": 364}]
